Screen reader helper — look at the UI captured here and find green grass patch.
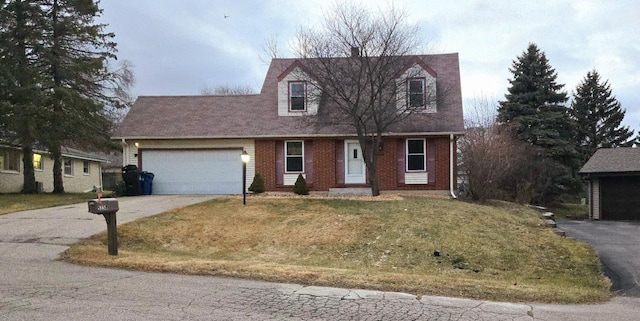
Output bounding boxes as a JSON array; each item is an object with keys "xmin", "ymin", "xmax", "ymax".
[
  {"xmin": 551, "ymin": 203, "xmax": 589, "ymax": 220},
  {"xmin": 62, "ymin": 196, "xmax": 610, "ymax": 303},
  {"xmin": 0, "ymin": 193, "xmax": 95, "ymax": 215}
]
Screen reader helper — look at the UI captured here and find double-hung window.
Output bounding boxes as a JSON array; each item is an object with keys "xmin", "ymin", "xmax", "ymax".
[
  {"xmin": 33, "ymin": 153, "xmax": 43, "ymax": 170},
  {"xmin": 0, "ymin": 149, "xmax": 20, "ymax": 172},
  {"xmin": 64, "ymin": 158, "xmax": 73, "ymax": 176},
  {"xmin": 289, "ymin": 82, "xmax": 306, "ymax": 111},
  {"xmin": 83, "ymin": 160, "xmax": 90, "ymax": 174},
  {"xmin": 408, "ymin": 78, "xmax": 425, "ymax": 108},
  {"xmin": 285, "ymin": 141, "xmax": 304, "ymax": 172},
  {"xmin": 406, "ymin": 139, "xmax": 426, "ymax": 172}
]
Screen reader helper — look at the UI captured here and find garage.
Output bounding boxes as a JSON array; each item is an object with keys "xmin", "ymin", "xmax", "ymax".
[
  {"xmin": 600, "ymin": 176, "xmax": 640, "ymax": 220},
  {"xmin": 141, "ymin": 149, "xmax": 242, "ymax": 194},
  {"xmin": 580, "ymin": 148, "xmax": 640, "ymax": 220}
]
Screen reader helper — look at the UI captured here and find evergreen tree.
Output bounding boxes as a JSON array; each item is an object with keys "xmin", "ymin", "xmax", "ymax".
[
  {"xmin": 498, "ymin": 43, "xmax": 580, "ymax": 203},
  {"xmin": 0, "ymin": 0, "xmax": 46, "ymax": 193},
  {"xmin": 39, "ymin": 0, "xmax": 132, "ymax": 193},
  {"xmin": 571, "ymin": 70, "xmax": 634, "ymax": 161}
]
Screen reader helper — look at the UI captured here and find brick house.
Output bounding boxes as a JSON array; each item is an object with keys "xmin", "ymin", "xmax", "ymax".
[{"xmin": 113, "ymin": 53, "xmax": 464, "ymax": 195}]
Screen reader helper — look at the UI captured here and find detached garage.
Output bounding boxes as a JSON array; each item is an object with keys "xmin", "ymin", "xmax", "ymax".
[{"xmin": 580, "ymin": 148, "xmax": 640, "ymax": 220}]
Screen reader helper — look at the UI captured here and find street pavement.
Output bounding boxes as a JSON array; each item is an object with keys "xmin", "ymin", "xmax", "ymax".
[{"xmin": 1, "ymin": 196, "xmax": 640, "ymax": 320}]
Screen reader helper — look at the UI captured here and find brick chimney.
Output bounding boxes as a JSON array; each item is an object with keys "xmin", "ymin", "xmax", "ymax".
[{"xmin": 351, "ymin": 47, "xmax": 360, "ymax": 57}]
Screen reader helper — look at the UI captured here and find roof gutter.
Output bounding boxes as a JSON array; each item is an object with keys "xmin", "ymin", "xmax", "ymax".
[
  {"xmin": 111, "ymin": 131, "xmax": 467, "ymax": 141},
  {"xmin": 450, "ymin": 133, "xmax": 457, "ymax": 199}
]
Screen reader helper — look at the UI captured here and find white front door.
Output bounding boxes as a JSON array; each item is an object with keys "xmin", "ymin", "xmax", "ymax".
[{"xmin": 345, "ymin": 140, "xmax": 366, "ymax": 184}]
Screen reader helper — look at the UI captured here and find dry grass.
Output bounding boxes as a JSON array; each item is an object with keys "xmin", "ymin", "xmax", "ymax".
[
  {"xmin": 0, "ymin": 193, "xmax": 95, "ymax": 215},
  {"xmin": 62, "ymin": 196, "xmax": 610, "ymax": 303}
]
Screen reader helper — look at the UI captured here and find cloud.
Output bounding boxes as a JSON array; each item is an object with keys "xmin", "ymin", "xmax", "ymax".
[{"xmin": 99, "ymin": 0, "xmax": 640, "ymax": 129}]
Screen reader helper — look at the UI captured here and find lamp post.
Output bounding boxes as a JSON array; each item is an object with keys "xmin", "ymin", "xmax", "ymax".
[{"xmin": 241, "ymin": 151, "xmax": 250, "ymax": 205}]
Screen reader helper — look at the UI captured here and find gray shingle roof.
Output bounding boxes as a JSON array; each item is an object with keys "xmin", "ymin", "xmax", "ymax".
[
  {"xmin": 579, "ymin": 148, "xmax": 640, "ymax": 174},
  {"xmin": 114, "ymin": 53, "xmax": 464, "ymax": 139}
]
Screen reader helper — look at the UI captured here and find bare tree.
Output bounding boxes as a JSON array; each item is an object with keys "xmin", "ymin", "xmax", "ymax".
[
  {"xmin": 200, "ymin": 84, "xmax": 256, "ymax": 95},
  {"xmin": 459, "ymin": 96, "xmax": 520, "ymax": 202},
  {"xmin": 291, "ymin": 2, "xmax": 431, "ymax": 196},
  {"xmin": 460, "ymin": 95, "xmax": 562, "ymax": 204},
  {"xmin": 259, "ymin": 33, "xmax": 281, "ymax": 65}
]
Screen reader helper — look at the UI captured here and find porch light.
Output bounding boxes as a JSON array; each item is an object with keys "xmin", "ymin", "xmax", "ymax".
[{"xmin": 241, "ymin": 151, "xmax": 250, "ymax": 205}]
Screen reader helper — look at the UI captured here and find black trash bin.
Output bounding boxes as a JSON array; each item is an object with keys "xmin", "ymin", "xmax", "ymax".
[
  {"xmin": 122, "ymin": 165, "xmax": 141, "ymax": 196},
  {"xmin": 140, "ymin": 172, "xmax": 155, "ymax": 195}
]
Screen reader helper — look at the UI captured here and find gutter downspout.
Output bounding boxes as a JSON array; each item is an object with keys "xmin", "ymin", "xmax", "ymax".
[
  {"xmin": 121, "ymin": 139, "xmax": 128, "ymax": 167},
  {"xmin": 450, "ymin": 134, "xmax": 457, "ymax": 199}
]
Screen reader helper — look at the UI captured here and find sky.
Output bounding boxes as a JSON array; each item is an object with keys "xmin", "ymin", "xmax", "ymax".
[{"xmin": 99, "ymin": 0, "xmax": 640, "ymax": 130}]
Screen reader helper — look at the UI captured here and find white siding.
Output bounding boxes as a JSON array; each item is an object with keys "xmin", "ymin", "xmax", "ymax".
[
  {"xmin": 592, "ymin": 178, "xmax": 600, "ymax": 220},
  {"xmin": 277, "ymin": 67, "xmax": 320, "ymax": 116},
  {"xmin": 405, "ymin": 172, "xmax": 428, "ymax": 185},
  {"xmin": 283, "ymin": 173, "xmax": 305, "ymax": 186},
  {"xmin": 396, "ymin": 63, "xmax": 437, "ymax": 113}
]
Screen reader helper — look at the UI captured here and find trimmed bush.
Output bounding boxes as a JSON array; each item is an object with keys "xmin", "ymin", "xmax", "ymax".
[
  {"xmin": 293, "ymin": 174, "xmax": 310, "ymax": 195},
  {"xmin": 248, "ymin": 173, "xmax": 266, "ymax": 194}
]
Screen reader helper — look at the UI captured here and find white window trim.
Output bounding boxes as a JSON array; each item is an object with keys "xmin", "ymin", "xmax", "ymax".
[
  {"xmin": 83, "ymin": 160, "xmax": 90, "ymax": 175},
  {"xmin": 408, "ymin": 78, "xmax": 426, "ymax": 109},
  {"xmin": 285, "ymin": 140, "xmax": 304, "ymax": 173},
  {"xmin": 406, "ymin": 138, "xmax": 426, "ymax": 172},
  {"xmin": 64, "ymin": 158, "xmax": 74, "ymax": 177},
  {"xmin": 288, "ymin": 81, "xmax": 307, "ymax": 112}
]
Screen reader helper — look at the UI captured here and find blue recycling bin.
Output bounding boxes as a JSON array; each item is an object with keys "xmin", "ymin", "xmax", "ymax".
[{"xmin": 140, "ymin": 172, "xmax": 155, "ymax": 195}]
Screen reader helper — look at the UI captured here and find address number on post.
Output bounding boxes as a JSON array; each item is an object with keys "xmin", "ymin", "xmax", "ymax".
[{"xmin": 97, "ymin": 204, "xmax": 109, "ymax": 212}]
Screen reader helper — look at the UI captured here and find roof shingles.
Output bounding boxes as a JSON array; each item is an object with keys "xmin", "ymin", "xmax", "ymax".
[
  {"xmin": 114, "ymin": 53, "xmax": 464, "ymax": 139},
  {"xmin": 580, "ymin": 148, "xmax": 640, "ymax": 174}
]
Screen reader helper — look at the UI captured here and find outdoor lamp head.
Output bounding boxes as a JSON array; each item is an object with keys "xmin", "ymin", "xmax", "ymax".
[{"xmin": 241, "ymin": 151, "xmax": 250, "ymax": 163}]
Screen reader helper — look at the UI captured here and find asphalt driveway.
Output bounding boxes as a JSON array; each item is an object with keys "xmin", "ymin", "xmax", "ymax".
[
  {"xmin": 558, "ymin": 220, "xmax": 640, "ymax": 297},
  {"xmin": 0, "ymin": 195, "xmax": 218, "ymax": 245}
]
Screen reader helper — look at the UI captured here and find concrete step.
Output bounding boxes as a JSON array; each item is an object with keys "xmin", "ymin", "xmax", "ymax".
[
  {"xmin": 545, "ymin": 219, "xmax": 557, "ymax": 228},
  {"xmin": 328, "ymin": 188, "xmax": 372, "ymax": 197},
  {"xmin": 541, "ymin": 212, "xmax": 555, "ymax": 220}
]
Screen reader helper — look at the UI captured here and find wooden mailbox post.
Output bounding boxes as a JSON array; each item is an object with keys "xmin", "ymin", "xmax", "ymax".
[{"xmin": 88, "ymin": 198, "xmax": 119, "ymax": 256}]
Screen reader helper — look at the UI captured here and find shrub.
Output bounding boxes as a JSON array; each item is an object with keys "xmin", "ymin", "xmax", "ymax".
[
  {"xmin": 248, "ymin": 173, "xmax": 266, "ymax": 194},
  {"xmin": 293, "ymin": 174, "xmax": 310, "ymax": 195}
]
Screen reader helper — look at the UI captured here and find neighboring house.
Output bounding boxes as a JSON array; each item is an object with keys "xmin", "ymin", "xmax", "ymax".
[
  {"xmin": 580, "ymin": 147, "xmax": 640, "ymax": 220},
  {"xmin": 113, "ymin": 53, "xmax": 464, "ymax": 195},
  {"xmin": 0, "ymin": 145, "xmax": 106, "ymax": 193},
  {"xmin": 98, "ymin": 150, "xmax": 123, "ymax": 191}
]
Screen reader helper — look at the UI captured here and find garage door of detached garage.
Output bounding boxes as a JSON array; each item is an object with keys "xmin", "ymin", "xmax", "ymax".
[
  {"xmin": 601, "ymin": 176, "xmax": 640, "ymax": 220},
  {"xmin": 141, "ymin": 149, "xmax": 242, "ymax": 195}
]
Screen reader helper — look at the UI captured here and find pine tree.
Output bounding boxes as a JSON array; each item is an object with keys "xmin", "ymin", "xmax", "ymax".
[
  {"xmin": 498, "ymin": 43, "xmax": 580, "ymax": 203},
  {"xmin": 0, "ymin": 1, "xmax": 47, "ymax": 193},
  {"xmin": 39, "ymin": 0, "xmax": 132, "ymax": 193},
  {"xmin": 571, "ymin": 70, "xmax": 634, "ymax": 161}
]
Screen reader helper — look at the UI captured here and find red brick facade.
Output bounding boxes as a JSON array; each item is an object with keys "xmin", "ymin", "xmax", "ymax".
[{"xmin": 255, "ymin": 136, "xmax": 456, "ymax": 192}]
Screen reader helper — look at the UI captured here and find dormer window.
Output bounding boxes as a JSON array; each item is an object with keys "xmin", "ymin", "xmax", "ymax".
[
  {"xmin": 408, "ymin": 78, "xmax": 425, "ymax": 108},
  {"xmin": 289, "ymin": 81, "xmax": 306, "ymax": 111}
]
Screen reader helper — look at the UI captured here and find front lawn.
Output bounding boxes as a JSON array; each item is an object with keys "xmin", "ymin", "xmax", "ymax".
[
  {"xmin": 62, "ymin": 196, "xmax": 610, "ymax": 303},
  {"xmin": 0, "ymin": 193, "xmax": 96, "ymax": 215}
]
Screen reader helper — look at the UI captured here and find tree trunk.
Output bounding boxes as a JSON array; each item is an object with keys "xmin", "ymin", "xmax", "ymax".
[
  {"xmin": 368, "ymin": 165, "xmax": 380, "ymax": 196},
  {"xmin": 51, "ymin": 145, "xmax": 64, "ymax": 194},
  {"xmin": 21, "ymin": 143, "xmax": 37, "ymax": 193}
]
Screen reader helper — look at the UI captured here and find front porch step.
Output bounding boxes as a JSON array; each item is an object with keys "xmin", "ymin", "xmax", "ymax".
[{"xmin": 328, "ymin": 188, "xmax": 372, "ymax": 197}]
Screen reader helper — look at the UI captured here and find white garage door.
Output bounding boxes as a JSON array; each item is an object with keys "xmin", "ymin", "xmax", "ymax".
[{"xmin": 142, "ymin": 149, "xmax": 242, "ymax": 194}]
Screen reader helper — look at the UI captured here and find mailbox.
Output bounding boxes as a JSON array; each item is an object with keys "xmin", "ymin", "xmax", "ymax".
[
  {"xmin": 88, "ymin": 198, "xmax": 120, "ymax": 256},
  {"xmin": 88, "ymin": 198, "xmax": 119, "ymax": 214}
]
